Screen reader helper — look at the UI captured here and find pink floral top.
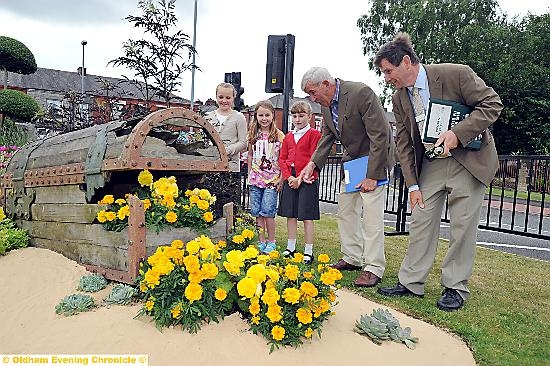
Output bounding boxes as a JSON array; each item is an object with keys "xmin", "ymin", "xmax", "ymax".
[{"xmin": 248, "ymin": 130, "xmax": 284, "ymax": 189}]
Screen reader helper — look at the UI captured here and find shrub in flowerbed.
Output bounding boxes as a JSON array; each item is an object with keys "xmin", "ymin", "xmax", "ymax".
[
  {"xmin": 0, "ymin": 208, "xmax": 30, "ymax": 255},
  {"xmin": 135, "ymin": 221, "xmax": 343, "ymax": 350},
  {"xmin": 96, "ymin": 170, "xmax": 216, "ymax": 233}
]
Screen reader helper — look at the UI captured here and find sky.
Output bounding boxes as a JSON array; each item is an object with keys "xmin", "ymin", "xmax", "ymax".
[{"xmin": 0, "ymin": 0, "xmax": 548, "ymax": 106}]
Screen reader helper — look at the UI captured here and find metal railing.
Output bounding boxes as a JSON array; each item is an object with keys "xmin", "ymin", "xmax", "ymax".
[{"xmin": 240, "ymin": 155, "xmax": 550, "ymax": 240}]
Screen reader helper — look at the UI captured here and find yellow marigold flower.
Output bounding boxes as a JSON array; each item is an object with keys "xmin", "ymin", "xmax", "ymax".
[
  {"xmin": 269, "ymin": 250, "xmax": 279, "ymax": 259},
  {"xmin": 139, "ymin": 280, "xmax": 147, "ymax": 293},
  {"xmin": 304, "ymin": 327, "xmax": 313, "ymax": 339},
  {"xmin": 200, "ymin": 247, "xmax": 220, "ymax": 261},
  {"xmin": 171, "ymin": 304, "xmax": 182, "ymax": 318},
  {"xmin": 185, "ymin": 189, "xmax": 193, "ymax": 197},
  {"xmin": 117, "ymin": 205, "xmax": 130, "ymax": 220},
  {"xmin": 271, "ymin": 325, "xmax": 285, "ymax": 341},
  {"xmin": 144, "ymin": 268, "xmax": 160, "ymax": 288},
  {"xmin": 183, "ymin": 254, "xmax": 200, "ymax": 273},
  {"xmin": 97, "ymin": 210, "xmax": 108, "ymax": 223},
  {"xmin": 243, "ymin": 245, "xmax": 259, "ymax": 260},
  {"xmin": 203, "ymin": 211, "xmax": 213, "ymax": 223},
  {"xmin": 319, "ymin": 298, "xmax": 330, "ymax": 313},
  {"xmin": 237, "ymin": 277, "xmax": 257, "ymax": 298},
  {"xmin": 247, "ymin": 263, "xmax": 266, "ymax": 283},
  {"xmin": 318, "ymin": 253, "xmax": 330, "ymax": 263},
  {"xmin": 145, "ymin": 299, "xmax": 154, "ymax": 311},
  {"xmin": 165, "ymin": 211, "xmax": 177, "ymax": 223},
  {"xmin": 284, "ymin": 264, "xmax": 300, "ymax": 281},
  {"xmin": 186, "ymin": 239, "xmax": 200, "ymax": 255},
  {"xmin": 171, "ymin": 239, "xmax": 184, "ymax": 249},
  {"xmin": 162, "ymin": 196, "xmax": 177, "ymax": 209},
  {"xmin": 189, "ymin": 195, "xmax": 200, "ymax": 204},
  {"xmin": 184, "ymin": 283, "xmax": 203, "ymax": 303},
  {"xmin": 201, "ymin": 262, "xmax": 219, "ymax": 280},
  {"xmin": 303, "ymin": 271, "xmax": 313, "ymax": 279},
  {"xmin": 329, "ymin": 290, "xmax": 337, "ymax": 303},
  {"xmin": 215, "ymin": 288, "xmax": 227, "ymax": 301},
  {"xmin": 104, "ymin": 211, "xmax": 116, "ymax": 221},
  {"xmin": 232, "ymin": 234, "xmax": 244, "ymax": 244},
  {"xmin": 266, "ymin": 304, "xmax": 283, "ymax": 323},
  {"xmin": 320, "ymin": 272, "xmax": 335, "ymax": 286},
  {"xmin": 142, "ymin": 198, "xmax": 151, "ymax": 210},
  {"xmin": 256, "ymin": 254, "xmax": 269, "ymax": 265},
  {"xmin": 265, "ymin": 267, "xmax": 280, "ymax": 282},
  {"xmin": 165, "ymin": 247, "xmax": 184, "ymax": 265},
  {"xmin": 292, "ymin": 252, "xmax": 304, "ymax": 263},
  {"xmin": 264, "ymin": 279, "xmax": 275, "ymax": 290},
  {"xmin": 188, "ymin": 271, "xmax": 204, "ymax": 284},
  {"xmin": 153, "ymin": 257, "xmax": 175, "ymax": 276},
  {"xmin": 0, "ymin": 207, "xmax": 5, "ymax": 221},
  {"xmin": 99, "ymin": 195, "xmax": 114, "ymax": 204},
  {"xmin": 223, "ymin": 261, "xmax": 241, "ymax": 276},
  {"xmin": 251, "ymin": 315, "xmax": 260, "ymax": 325},
  {"xmin": 196, "ymin": 199, "xmax": 209, "ymax": 211},
  {"xmin": 241, "ymin": 228, "xmax": 255, "ymax": 240},
  {"xmin": 296, "ymin": 308, "xmax": 313, "ymax": 324},
  {"xmin": 225, "ymin": 250, "xmax": 245, "ymax": 267},
  {"xmin": 138, "ymin": 170, "xmax": 154, "ymax": 187},
  {"xmin": 300, "ymin": 281, "xmax": 319, "ymax": 298},
  {"xmin": 261, "ymin": 287, "xmax": 280, "ymax": 306},
  {"xmin": 217, "ymin": 240, "xmax": 227, "ymax": 248},
  {"xmin": 249, "ymin": 302, "xmax": 261, "ymax": 315},
  {"xmin": 199, "ymin": 189, "xmax": 211, "ymax": 200},
  {"xmin": 192, "ymin": 188, "xmax": 200, "ymax": 196},
  {"xmin": 115, "ymin": 198, "xmax": 126, "ymax": 205},
  {"xmin": 198, "ymin": 235, "xmax": 214, "ymax": 249},
  {"xmin": 282, "ymin": 287, "xmax": 301, "ymax": 304}
]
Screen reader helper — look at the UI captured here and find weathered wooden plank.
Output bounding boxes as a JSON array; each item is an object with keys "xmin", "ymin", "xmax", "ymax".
[
  {"xmin": 31, "ymin": 203, "xmax": 105, "ymax": 223},
  {"xmin": 31, "ymin": 237, "xmax": 128, "ymax": 271},
  {"xmin": 17, "ymin": 219, "xmax": 129, "ymax": 249},
  {"xmin": 27, "ymin": 149, "xmax": 90, "ymax": 170},
  {"xmin": 33, "ymin": 185, "xmax": 87, "ymax": 204}
]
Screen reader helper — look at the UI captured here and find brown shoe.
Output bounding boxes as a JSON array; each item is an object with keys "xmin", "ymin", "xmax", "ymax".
[
  {"xmin": 331, "ymin": 259, "xmax": 361, "ymax": 271},
  {"xmin": 354, "ymin": 271, "xmax": 381, "ymax": 287}
]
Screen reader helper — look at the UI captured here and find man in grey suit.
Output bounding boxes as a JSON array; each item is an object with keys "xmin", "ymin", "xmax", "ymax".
[
  {"xmin": 374, "ymin": 33, "xmax": 503, "ymax": 311},
  {"xmin": 300, "ymin": 67, "xmax": 394, "ymax": 287}
]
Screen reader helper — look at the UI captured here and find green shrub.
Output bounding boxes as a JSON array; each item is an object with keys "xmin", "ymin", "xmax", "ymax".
[
  {"xmin": 0, "ymin": 89, "xmax": 40, "ymax": 122},
  {"xmin": 0, "ymin": 218, "xmax": 29, "ymax": 254},
  {"xmin": 77, "ymin": 274, "xmax": 108, "ymax": 292},
  {"xmin": 55, "ymin": 294, "xmax": 95, "ymax": 316},
  {"xmin": 0, "ymin": 36, "xmax": 37, "ymax": 75},
  {"xmin": 0, "ymin": 117, "xmax": 29, "ymax": 147}
]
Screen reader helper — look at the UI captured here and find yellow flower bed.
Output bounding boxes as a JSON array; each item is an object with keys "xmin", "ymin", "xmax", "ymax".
[
  {"xmin": 136, "ymin": 220, "xmax": 343, "ymax": 351},
  {"xmin": 96, "ymin": 170, "xmax": 216, "ymax": 233}
]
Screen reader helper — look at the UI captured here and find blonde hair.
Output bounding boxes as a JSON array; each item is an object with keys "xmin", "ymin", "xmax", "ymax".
[
  {"xmin": 215, "ymin": 82, "xmax": 237, "ymax": 97},
  {"xmin": 247, "ymin": 100, "xmax": 279, "ymax": 145},
  {"xmin": 290, "ymin": 100, "xmax": 312, "ymax": 115}
]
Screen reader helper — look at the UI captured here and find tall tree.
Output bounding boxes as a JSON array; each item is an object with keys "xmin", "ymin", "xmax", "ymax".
[
  {"xmin": 109, "ymin": 0, "xmax": 198, "ymax": 108},
  {"xmin": 357, "ymin": 0, "xmax": 549, "ymax": 154}
]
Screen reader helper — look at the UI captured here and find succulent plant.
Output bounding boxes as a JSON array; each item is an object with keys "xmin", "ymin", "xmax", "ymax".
[
  {"xmin": 55, "ymin": 294, "xmax": 95, "ymax": 316},
  {"xmin": 354, "ymin": 308, "xmax": 418, "ymax": 349},
  {"xmin": 77, "ymin": 274, "xmax": 108, "ymax": 292},
  {"xmin": 103, "ymin": 284, "xmax": 136, "ymax": 305}
]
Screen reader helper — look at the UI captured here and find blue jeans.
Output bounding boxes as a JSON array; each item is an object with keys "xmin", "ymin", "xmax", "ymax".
[{"xmin": 249, "ymin": 185, "xmax": 278, "ymax": 217}]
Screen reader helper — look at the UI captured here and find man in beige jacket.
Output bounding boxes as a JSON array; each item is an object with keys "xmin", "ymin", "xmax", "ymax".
[
  {"xmin": 374, "ymin": 33, "xmax": 503, "ymax": 311},
  {"xmin": 300, "ymin": 67, "xmax": 394, "ymax": 287}
]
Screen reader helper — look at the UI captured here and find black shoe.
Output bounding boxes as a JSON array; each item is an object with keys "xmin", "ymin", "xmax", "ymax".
[
  {"xmin": 282, "ymin": 248, "xmax": 295, "ymax": 258},
  {"xmin": 303, "ymin": 253, "xmax": 313, "ymax": 265},
  {"xmin": 436, "ymin": 288, "xmax": 464, "ymax": 312},
  {"xmin": 377, "ymin": 282, "xmax": 423, "ymax": 298}
]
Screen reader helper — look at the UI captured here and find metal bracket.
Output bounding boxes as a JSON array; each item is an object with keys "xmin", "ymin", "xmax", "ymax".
[{"xmin": 85, "ymin": 124, "xmax": 110, "ymax": 202}]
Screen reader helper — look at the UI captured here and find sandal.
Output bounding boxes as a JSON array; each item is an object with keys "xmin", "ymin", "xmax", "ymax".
[
  {"xmin": 262, "ymin": 241, "xmax": 277, "ymax": 254},
  {"xmin": 282, "ymin": 248, "xmax": 295, "ymax": 258},
  {"xmin": 303, "ymin": 253, "xmax": 313, "ymax": 265}
]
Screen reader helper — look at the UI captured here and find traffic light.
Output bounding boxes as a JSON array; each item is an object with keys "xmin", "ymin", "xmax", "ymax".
[
  {"xmin": 224, "ymin": 72, "xmax": 244, "ymax": 111},
  {"xmin": 265, "ymin": 35, "xmax": 286, "ymax": 93}
]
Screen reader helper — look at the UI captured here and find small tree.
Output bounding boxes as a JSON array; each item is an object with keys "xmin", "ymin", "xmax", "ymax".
[
  {"xmin": 0, "ymin": 89, "xmax": 40, "ymax": 122},
  {"xmin": 0, "ymin": 36, "xmax": 37, "ymax": 89},
  {"xmin": 109, "ymin": 0, "xmax": 198, "ymax": 108}
]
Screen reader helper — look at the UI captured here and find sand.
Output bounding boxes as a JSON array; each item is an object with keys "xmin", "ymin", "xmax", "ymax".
[{"xmin": 0, "ymin": 248, "xmax": 475, "ymax": 366}]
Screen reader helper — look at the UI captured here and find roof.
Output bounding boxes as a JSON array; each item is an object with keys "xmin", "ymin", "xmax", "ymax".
[
  {"xmin": 6, "ymin": 67, "xmax": 189, "ymax": 104},
  {"xmin": 266, "ymin": 94, "xmax": 322, "ymax": 114}
]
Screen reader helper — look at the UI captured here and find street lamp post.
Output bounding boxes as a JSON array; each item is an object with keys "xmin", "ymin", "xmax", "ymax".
[{"xmin": 81, "ymin": 40, "xmax": 87, "ymax": 99}]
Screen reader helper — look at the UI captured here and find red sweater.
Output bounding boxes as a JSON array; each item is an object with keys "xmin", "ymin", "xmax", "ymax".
[{"xmin": 279, "ymin": 128, "xmax": 322, "ymax": 180}]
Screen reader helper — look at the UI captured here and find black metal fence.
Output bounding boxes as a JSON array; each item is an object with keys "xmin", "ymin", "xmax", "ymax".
[{"xmin": 240, "ymin": 155, "xmax": 550, "ymax": 240}]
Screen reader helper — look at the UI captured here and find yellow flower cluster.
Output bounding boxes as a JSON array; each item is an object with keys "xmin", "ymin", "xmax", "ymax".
[{"xmin": 0, "ymin": 207, "xmax": 5, "ymax": 221}]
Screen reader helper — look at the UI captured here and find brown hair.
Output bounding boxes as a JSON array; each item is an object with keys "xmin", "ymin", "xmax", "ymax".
[
  {"xmin": 290, "ymin": 100, "xmax": 312, "ymax": 115},
  {"xmin": 374, "ymin": 32, "xmax": 420, "ymax": 67},
  {"xmin": 247, "ymin": 100, "xmax": 279, "ymax": 145}
]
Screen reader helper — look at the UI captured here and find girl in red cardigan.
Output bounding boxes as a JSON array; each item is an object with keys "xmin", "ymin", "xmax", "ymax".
[{"xmin": 278, "ymin": 101, "xmax": 322, "ymax": 264}]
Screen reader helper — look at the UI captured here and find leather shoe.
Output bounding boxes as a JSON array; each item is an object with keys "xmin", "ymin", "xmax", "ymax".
[
  {"xmin": 354, "ymin": 271, "xmax": 381, "ymax": 287},
  {"xmin": 331, "ymin": 259, "xmax": 361, "ymax": 271},
  {"xmin": 436, "ymin": 288, "xmax": 464, "ymax": 312},
  {"xmin": 377, "ymin": 282, "xmax": 423, "ymax": 297}
]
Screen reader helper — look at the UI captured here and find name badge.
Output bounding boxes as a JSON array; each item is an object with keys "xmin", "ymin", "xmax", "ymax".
[{"xmin": 415, "ymin": 114, "xmax": 425, "ymax": 122}]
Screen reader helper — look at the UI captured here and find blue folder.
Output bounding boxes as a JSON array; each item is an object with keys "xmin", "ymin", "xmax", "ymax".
[{"xmin": 343, "ymin": 156, "xmax": 388, "ymax": 193}]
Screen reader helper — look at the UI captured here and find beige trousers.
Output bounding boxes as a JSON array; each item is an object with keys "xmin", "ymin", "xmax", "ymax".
[
  {"xmin": 398, "ymin": 157, "xmax": 486, "ymax": 299},
  {"xmin": 337, "ymin": 183, "xmax": 386, "ymax": 278}
]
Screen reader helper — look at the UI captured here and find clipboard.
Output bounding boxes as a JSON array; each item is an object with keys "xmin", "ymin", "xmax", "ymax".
[{"xmin": 343, "ymin": 156, "xmax": 388, "ymax": 193}]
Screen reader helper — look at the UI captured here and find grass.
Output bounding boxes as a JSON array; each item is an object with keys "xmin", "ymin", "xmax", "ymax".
[
  {"xmin": 274, "ymin": 214, "xmax": 550, "ymax": 366},
  {"xmin": 488, "ymin": 186, "xmax": 550, "ymax": 203}
]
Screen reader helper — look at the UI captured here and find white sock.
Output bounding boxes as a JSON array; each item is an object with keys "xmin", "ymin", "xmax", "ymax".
[
  {"xmin": 286, "ymin": 239, "xmax": 296, "ymax": 252},
  {"xmin": 304, "ymin": 243, "xmax": 313, "ymax": 256}
]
